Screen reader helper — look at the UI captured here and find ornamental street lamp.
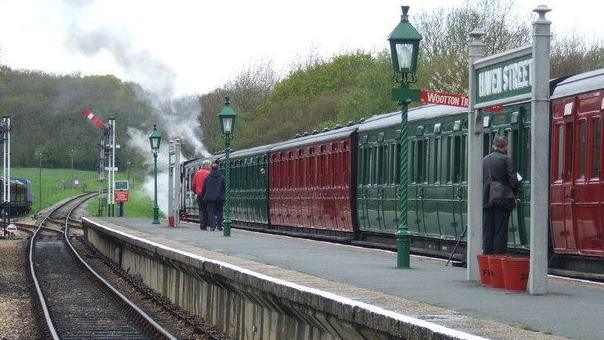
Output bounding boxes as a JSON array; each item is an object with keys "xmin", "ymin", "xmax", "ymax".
[
  {"xmin": 218, "ymin": 96, "xmax": 237, "ymax": 237},
  {"xmin": 388, "ymin": 5, "xmax": 422, "ymax": 269},
  {"xmin": 148, "ymin": 124, "xmax": 162, "ymax": 224}
]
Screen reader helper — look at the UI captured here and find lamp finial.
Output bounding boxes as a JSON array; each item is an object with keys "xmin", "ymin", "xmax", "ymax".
[{"xmin": 401, "ymin": 5, "xmax": 410, "ymax": 22}]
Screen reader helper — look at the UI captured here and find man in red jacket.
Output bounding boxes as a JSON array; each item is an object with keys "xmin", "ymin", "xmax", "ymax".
[{"xmin": 192, "ymin": 160, "xmax": 212, "ymax": 230}]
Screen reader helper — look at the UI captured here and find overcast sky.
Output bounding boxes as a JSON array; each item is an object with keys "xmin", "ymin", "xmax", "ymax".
[{"xmin": 0, "ymin": 0, "xmax": 602, "ymax": 97}]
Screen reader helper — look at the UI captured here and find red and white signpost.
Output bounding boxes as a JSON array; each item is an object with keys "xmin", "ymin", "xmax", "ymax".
[
  {"xmin": 114, "ymin": 191, "xmax": 129, "ymax": 203},
  {"xmin": 420, "ymin": 90, "xmax": 503, "ymax": 112}
]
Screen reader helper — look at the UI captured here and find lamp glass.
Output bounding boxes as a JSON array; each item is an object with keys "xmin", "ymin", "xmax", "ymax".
[
  {"xmin": 222, "ymin": 117, "xmax": 233, "ymax": 134},
  {"xmin": 395, "ymin": 43, "xmax": 414, "ymax": 72},
  {"xmin": 150, "ymin": 137, "xmax": 159, "ymax": 150}
]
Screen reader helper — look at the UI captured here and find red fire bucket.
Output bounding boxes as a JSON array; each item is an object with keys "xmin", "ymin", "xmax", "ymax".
[
  {"xmin": 477, "ymin": 255, "xmax": 491, "ymax": 285},
  {"xmin": 168, "ymin": 216, "xmax": 175, "ymax": 227},
  {"xmin": 502, "ymin": 256, "xmax": 530, "ymax": 292},
  {"xmin": 488, "ymin": 255, "xmax": 505, "ymax": 288}
]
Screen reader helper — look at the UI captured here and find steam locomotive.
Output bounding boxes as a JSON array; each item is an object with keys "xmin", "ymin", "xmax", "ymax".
[{"xmin": 180, "ymin": 68, "xmax": 604, "ymax": 277}]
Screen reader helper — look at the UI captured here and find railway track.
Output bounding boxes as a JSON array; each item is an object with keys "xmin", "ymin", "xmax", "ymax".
[{"xmin": 29, "ymin": 193, "xmax": 176, "ymax": 339}]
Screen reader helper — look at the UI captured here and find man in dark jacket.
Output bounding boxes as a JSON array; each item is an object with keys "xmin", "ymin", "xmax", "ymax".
[
  {"xmin": 202, "ymin": 162, "xmax": 225, "ymax": 231},
  {"xmin": 483, "ymin": 135, "xmax": 520, "ymax": 254}
]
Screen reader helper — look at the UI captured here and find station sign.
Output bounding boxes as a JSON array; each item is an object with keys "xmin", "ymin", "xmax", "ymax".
[
  {"xmin": 474, "ymin": 45, "xmax": 532, "ymax": 109},
  {"xmin": 420, "ymin": 90, "xmax": 468, "ymax": 107},
  {"xmin": 115, "ymin": 180, "xmax": 129, "ymax": 190},
  {"xmin": 420, "ymin": 90, "xmax": 502, "ymax": 111},
  {"xmin": 114, "ymin": 191, "xmax": 129, "ymax": 202}
]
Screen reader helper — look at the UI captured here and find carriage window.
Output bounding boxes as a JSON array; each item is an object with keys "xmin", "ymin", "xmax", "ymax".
[
  {"xmin": 383, "ymin": 144, "xmax": 389, "ymax": 184},
  {"xmin": 368, "ymin": 146, "xmax": 375, "ymax": 184},
  {"xmin": 578, "ymin": 120, "xmax": 587, "ymax": 179},
  {"xmin": 410, "ymin": 141, "xmax": 416, "ymax": 183},
  {"xmin": 362, "ymin": 147, "xmax": 369, "ymax": 185},
  {"xmin": 433, "ymin": 138, "xmax": 440, "ymax": 183},
  {"xmin": 557, "ymin": 125, "xmax": 564, "ymax": 180},
  {"xmin": 523, "ymin": 128, "xmax": 531, "ymax": 180},
  {"xmin": 388, "ymin": 144, "xmax": 395, "ymax": 184},
  {"xmin": 461, "ymin": 134, "xmax": 467, "ymax": 181},
  {"xmin": 564, "ymin": 123, "xmax": 574, "ymax": 180},
  {"xmin": 453, "ymin": 135, "xmax": 462, "ymax": 183},
  {"xmin": 446, "ymin": 136, "xmax": 453, "ymax": 182},
  {"xmin": 416, "ymin": 139, "xmax": 426, "ymax": 183},
  {"xmin": 377, "ymin": 144, "xmax": 384, "ymax": 184},
  {"xmin": 593, "ymin": 117, "xmax": 601, "ymax": 178},
  {"xmin": 393, "ymin": 143, "xmax": 400, "ymax": 184},
  {"xmin": 483, "ymin": 133, "xmax": 490, "ymax": 156}
]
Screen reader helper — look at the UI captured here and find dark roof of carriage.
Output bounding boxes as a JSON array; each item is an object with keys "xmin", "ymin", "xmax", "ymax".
[
  {"xmin": 270, "ymin": 125, "xmax": 358, "ymax": 152},
  {"xmin": 357, "ymin": 104, "xmax": 467, "ymax": 132},
  {"xmin": 551, "ymin": 68, "xmax": 604, "ymax": 100}
]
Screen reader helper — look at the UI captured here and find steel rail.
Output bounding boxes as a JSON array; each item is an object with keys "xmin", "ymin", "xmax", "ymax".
[
  {"xmin": 29, "ymin": 192, "xmax": 176, "ymax": 339},
  {"xmin": 28, "ymin": 193, "xmax": 92, "ymax": 340},
  {"xmin": 61, "ymin": 198, "xmax": 176, "ymax": 340}
]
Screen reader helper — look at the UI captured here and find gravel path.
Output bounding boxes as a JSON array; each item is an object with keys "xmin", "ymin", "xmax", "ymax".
[{"xmin": 0, "ymin": 231, "xmax": 41, "ymax": 339}]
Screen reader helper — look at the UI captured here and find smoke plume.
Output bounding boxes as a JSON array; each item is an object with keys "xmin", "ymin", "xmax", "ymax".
[{"xmin": 60, "ymin": 0, "xmax": 209, "ymax": 213}]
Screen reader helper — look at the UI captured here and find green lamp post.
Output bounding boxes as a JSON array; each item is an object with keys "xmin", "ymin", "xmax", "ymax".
[
  {"xmin": 148, "ymin": 124, "xmax": 162, "ymax": 224},
  {"xmin": 388, "ymin": 5, "xmax": 422, "ymax": 269},
  {"xmin": 218, "ymin": 96, "xmax": 237, "ymax": 237}
]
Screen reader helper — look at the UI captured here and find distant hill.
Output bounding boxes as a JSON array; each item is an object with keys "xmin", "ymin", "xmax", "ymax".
[{"xmin": 0, "ymin": 66, "xmax": 153, "ymax": 170}]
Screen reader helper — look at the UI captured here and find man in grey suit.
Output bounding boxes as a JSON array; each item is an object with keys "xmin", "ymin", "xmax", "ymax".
[{"xmin": 483, "ymin": 135, "xmax": 520, "ymax": 254}]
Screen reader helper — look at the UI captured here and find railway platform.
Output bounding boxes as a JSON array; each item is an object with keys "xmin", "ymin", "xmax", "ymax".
[{"xmin": 83, "ymin": 217, "xmax": 603, "ymax": 340}]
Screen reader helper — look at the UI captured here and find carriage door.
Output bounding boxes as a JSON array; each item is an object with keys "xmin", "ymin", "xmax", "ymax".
[
  {"xmin": 506, "ymin": 111, "xmax": 523, "ymax": 247},
  {"xmin": 550, "ymin": 99, "xmax": 578, "ymax": 253},
  {"xmin": 573, "ymin": 91, "xmax": 603, "ymax": 256},
  {"xmin": 450, "ymin": 120, "xmax": 466, "ymax": 238}
]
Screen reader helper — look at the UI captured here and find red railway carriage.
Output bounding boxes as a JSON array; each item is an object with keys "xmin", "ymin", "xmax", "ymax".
[
  {"xmin": 550, "ymin": 69, "xmax": 604, "ymax": 257},
  {"xmin": 268, "ymin": 127, "xmax": 357, "ymax": 236}
]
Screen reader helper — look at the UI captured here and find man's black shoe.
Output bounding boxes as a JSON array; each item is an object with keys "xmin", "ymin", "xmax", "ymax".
[
  {"xmin": 210, "ymin": 227, "xmax": 215, "ymax": 231},
  {"xmin": 200, "ymin": 227, "xmax": 207, "ymax": 230},
  {"xmin": 217, "ymin": 226, "xmax": 223, "ymax": 231}
]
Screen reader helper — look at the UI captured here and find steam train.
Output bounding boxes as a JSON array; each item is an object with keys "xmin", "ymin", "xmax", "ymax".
[
  {"xmin": 180, "ymin": 68, "xmax": 604, "ymax": 277},
  {"xmin": 0, "ymin": 178, "xmax": 33, "ymax": 217}
]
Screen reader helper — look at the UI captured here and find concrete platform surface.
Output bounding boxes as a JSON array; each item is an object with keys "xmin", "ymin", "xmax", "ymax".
[{"xmin": 96, "ymin": 217, "xmax": 603, "ymax": 339}]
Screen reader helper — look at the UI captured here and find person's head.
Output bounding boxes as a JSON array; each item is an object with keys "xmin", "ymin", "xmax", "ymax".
[
  {"xmin": 211, "ymin": 162, "xmax": 220, "ymax": 171},
  {"xmin": 201, "ymin": 159, "xmax": 212, "ymax": 169},
  {"xmin": 493, "ymin": 135, "xmax": 508, "ymax": 153}
]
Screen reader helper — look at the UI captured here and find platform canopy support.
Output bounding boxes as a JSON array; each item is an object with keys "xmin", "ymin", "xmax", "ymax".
[{"xmin": 529, "ymin": 5, "xmax": 552, "ymax": 295}]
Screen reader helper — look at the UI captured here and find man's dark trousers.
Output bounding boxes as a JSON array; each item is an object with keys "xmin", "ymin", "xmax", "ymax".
[
  {"xmin": 197, "ymin": 195, "xmax": 208, "ymax": 230},
  {"xmin": 483, "ymin": 207, "xmax": 511, "ymax": 254},
  {"xmin": 206, "ymin": 201, "xmax": 223, "ymax": 230}
]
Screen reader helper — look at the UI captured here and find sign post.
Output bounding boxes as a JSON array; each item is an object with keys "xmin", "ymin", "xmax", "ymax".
[
  {"xmin": 529, "ymin": 5, "xmax": 552, "ymax": 295},
  {"xmin": 1, "ymin": 116, "xmax": 11, "ymax": 236},
  {"xmin": 115, "ymin": 180, "xmax": 128, "ymax": 217},
  {"xmin": 466, "ymin": 29, "xmax": 486, "ymax": 281},
  {"xmin": 167, "ymin": 139, "xmax": 181, "ymax": 227}
]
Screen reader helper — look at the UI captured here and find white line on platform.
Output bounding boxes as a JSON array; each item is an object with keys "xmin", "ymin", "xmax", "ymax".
[{"xmin": 84, "ymin": 217, "xmax": 487, "ymax": 340}]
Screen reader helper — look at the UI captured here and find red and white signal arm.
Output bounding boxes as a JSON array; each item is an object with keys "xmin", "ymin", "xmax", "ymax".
[{"xmin": 115, "ymin": 191, "xmax": 129, "ymax": 202}]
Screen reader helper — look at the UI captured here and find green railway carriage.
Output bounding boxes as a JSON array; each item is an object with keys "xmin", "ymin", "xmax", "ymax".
[
  {"xmin": 230, "ymin": 144, "xmax": 272, "ymax": 229},
  {"xmin": 356, "ymin": 103, "xmax": 532, "ymax": 255}
]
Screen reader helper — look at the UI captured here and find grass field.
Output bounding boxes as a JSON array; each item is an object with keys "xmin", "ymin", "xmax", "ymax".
[{"xmin": 11, "ymin": 167, "xmax": 159, "ymax": 218}]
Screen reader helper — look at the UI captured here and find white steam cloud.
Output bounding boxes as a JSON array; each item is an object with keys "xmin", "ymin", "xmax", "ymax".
[{"xmin": 59, "ymin": 0, "xmax": 210, "ymax": 214}]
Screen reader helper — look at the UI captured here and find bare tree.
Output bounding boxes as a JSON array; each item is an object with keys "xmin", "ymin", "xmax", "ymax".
[
  {"xmin": 199, "ymin": 60, "xmax": 278, "ymax": 152},
  {"xmin": 551, "ymin": 35, "xmax": 604, "ymax": 78},
  {"xmin": 415, "ymin": 0, "xmax": 530, "ymax": 93}
]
